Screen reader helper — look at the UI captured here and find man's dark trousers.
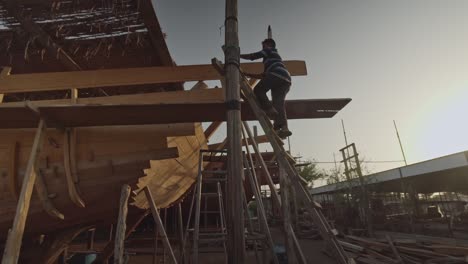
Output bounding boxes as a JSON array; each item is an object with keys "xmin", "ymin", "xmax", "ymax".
[{"xmin": 253, "ymin": 74, "xmax": 291, "ymax": 130}]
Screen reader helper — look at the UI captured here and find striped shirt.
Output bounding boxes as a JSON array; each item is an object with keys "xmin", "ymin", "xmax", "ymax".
[{"xmin": 243, "ymin": 48, "xmax": 291, "ymax": 83}]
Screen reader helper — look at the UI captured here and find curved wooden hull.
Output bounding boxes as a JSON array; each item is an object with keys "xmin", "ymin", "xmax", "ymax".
[{"xmin": 0, "ymin": 123, "xmax": 206, "ymax": 240}]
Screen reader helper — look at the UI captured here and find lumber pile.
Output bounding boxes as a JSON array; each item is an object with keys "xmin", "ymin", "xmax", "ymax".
[{"xmin": 338, "ymin": 235, "xmax": 468, "ymax": 264}]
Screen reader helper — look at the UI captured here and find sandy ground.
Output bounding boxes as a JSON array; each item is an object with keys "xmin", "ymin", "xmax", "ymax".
[{"xmin": 128, "ymin": 227, "xmax": 337, "ymax": 264}]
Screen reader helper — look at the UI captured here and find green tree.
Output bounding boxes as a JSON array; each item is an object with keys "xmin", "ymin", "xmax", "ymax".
[{"xmin": 296, "ymin": 161, "xmax": 324, "ymax": 187}]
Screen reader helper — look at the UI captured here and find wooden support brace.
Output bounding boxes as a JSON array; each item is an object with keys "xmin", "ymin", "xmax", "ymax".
[
  {"xmin": 204, "ymin": 121, "xmax": 223, "ymax": 140},
  {"xmin": 34, "ymin": 168, "xmax": 65, "ymax": 220},
  {"xmin": 114, "ymin": 185, "xmax": 131, "ymax": 264},
  {"xmin": 63, "ymin": 130, "xmax": 86, "ymax": 208},
  {"xmin": 144, "ymin": 187, "xmax": 178, "ymax": 264},
  {"xmin": 1, "ymin": 119, "xmax": 46, "ymax": 264}
]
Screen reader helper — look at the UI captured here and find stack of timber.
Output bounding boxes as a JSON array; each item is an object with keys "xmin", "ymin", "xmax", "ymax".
[{"xmin": 338, "ymin": 234, "xmax": 468, "ymax": 263}]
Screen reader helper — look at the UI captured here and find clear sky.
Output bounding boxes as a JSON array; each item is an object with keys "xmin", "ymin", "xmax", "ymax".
[{"xmin": 153, "ymin": 0, "xmax": 468, "ymax": 177}]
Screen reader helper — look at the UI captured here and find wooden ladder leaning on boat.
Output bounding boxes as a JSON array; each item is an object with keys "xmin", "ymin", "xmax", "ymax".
[{"xmin": 211, "ymin": 58, "xmax": 354, "ymax": 264}]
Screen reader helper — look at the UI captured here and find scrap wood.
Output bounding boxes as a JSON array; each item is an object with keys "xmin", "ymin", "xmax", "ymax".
[{"xmin": 423, "ymin": 245, "xmax": 468, "ymax": 256}]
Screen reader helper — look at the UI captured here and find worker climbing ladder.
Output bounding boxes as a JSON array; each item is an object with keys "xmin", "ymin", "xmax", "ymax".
[
  {"xmin": 238, "ymin": 71, "xmax": 352, "ymax": 264},
  {"xmin": 211, "ymin": 57, "xmax": 352, "ymax": 264}
]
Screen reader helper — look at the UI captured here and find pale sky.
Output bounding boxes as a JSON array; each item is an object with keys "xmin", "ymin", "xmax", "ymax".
[{"xmin": 154, "ymin": 0, "xmax": 468, "ymax": 178}]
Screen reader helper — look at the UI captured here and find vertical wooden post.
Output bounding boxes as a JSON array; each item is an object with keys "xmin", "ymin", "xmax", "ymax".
[
  {"xmin": 279, "ymin": 166, "xmax": 297, "ymax": 264},
  {"xmin": 224, "ymin": 0, "xmax": 244, "ymax": 262},
  {"xmin": 114, "ymin": 184, "xmax": 131, "ymax": 264},
  {"xmin": 2, "ymin": 119, "xmax": 45, "ymax": 264},
  {"xmin": 144, "ymin": 187, "xmax": 178, "ymax": 264}
]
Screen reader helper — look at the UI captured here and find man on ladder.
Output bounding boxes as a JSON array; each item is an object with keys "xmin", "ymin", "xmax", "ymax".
[{"xmin": 240, "ymin": 31, "xmax": 292, "ymax": 139}]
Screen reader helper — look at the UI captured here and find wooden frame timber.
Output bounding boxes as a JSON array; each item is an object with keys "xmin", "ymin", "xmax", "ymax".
[
  {"xmin": 0, "ymin": 61, "xmax": 306, "ymax": 94},
  {"xmin": 1, "ymin": 119, "xmax": 46, "ymax": 264},
  {"xmin": 34, "ymin": 168, "xmax": 65, "ymax": 220},
  {"xmin": 63, "ymin": 130, "xmax": 86, "ymax": 208}
]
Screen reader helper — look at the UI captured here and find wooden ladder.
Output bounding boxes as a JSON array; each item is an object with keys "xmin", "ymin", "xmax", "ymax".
[
  {"xmin": 186, "ymin": 149, "xmax": 281, "ymax": 264},
  {"xmin": 237, "ymin": 70, "xmax": 353, "ymax": 264}
]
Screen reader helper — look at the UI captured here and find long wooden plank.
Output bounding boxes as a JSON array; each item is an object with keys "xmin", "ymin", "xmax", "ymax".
[
  {"xmin": 1, "ymin": 120, "xmax": 45, "ymax": 264},
  {"xmin": 0, "ymin": 88, "xmax": 224, "ymax": 107},
  {"xmin": 0, "ymin": 61, "xmax": 306, "ymax": 94},
  {"xmin": 0, "ymin": 98, "xmax": 351, "ymax": 128}
]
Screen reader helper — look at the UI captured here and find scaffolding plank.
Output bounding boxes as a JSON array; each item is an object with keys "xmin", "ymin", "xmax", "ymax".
[
  {"xmin": 0, "ymin": 98, "xmax": 351, "ymax": 128},
  {"xmin": 0, "ymin": 61, "xmax": 306, "ymax": 94}
]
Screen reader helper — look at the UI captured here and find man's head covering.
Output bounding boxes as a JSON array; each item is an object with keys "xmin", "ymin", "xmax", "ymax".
[{"xmin": 262, "ymin": 38, "xmax": 276, "ymax": 48}]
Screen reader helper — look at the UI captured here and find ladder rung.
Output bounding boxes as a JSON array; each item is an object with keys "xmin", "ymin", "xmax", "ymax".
[
  {"xmin": 202, "ymin": 170, "xmax": 227, "ymax": 175},
  {"xmin": 199, "ymin": 238, "xmax": 226, "ymax": 242},
  {"xmin": 199, "ymin": 232, "xmax": 226, "ymax": 236},
  {"xmin": 203, "ymin": 177, "xmax": 227, "ymax": 182},
  {"xmin": 201, "ymin": 193, "xmax": 219, "ymax": 197},
  {"xmin": 200, "ymin": 149, "xmax": 227, "ymax": 154}
]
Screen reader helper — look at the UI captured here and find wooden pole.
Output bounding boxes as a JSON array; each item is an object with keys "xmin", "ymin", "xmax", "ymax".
[
  {"xmin": 114, "ymin": 184, "xmax": 131, "ymax": 264},
  {"xmin": 279, "ymin": 166, "xmax": 297, "ymax": 264},
  {"xmin": 393, "ymin": 120, "xmax": 407, "ymax": 166},
  {"xmin": 2, "ymin": 119, "xmax": 45, "ymax": 264},
  {"xmin": 243, "ymin": 156, "xmax": 280, "ymax": 264},
  {"xmin": 144, "ymin": 187, "xmax": 178, "ymax": 264},
  {"xmin": 224, "ymin": 0, "xmax": 244, "ymax": 262},
  {"xmin": 177, "ymin": 203, "xmax": 184, "ymax": 263}
]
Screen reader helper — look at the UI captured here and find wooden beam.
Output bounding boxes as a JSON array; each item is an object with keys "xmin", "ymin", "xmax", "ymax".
[
  {"xmin": 1, "ymin": 120, "xmax": 45, "ymax": 264},
  {"xmin": 204, "ymin": 121, "xmax": 223, "ymax": 140},
  {"xmin": 0, "ymin": 98, "xmax": 350, "ymax": 129},
  {"xmin": 0, "ymin": 61, "xmax": 306, "ymax": 94},
  {"xmin": 114, "ymin": 185, "xmax": 131, "ymax": 264},
  {"xmin": 0, "ymin": 88, "xmax": 224, "ymax": 107}
]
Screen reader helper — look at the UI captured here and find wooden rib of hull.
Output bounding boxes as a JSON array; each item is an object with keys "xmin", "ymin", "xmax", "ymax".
[{"xmin": 0, "ymin": 122, "xmax": 207, "ymax": 240}]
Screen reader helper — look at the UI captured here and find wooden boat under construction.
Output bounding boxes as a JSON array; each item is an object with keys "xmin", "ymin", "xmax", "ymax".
[{"xmin": 0, "ymin": 1, "xmax": 351, "ymax": 262}]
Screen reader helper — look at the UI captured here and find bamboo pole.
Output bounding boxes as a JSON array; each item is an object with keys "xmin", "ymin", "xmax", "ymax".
[
  {"xmin": 224, "ymin": 0, "xmax": 244, "ymax": 262},
  {"xmin": 114, "ymin": 184, "xmax": 131, "ymax": 264},
  {"xmin": 2, "ymin": 119, "xmax": 45, "ymax": 264}
]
